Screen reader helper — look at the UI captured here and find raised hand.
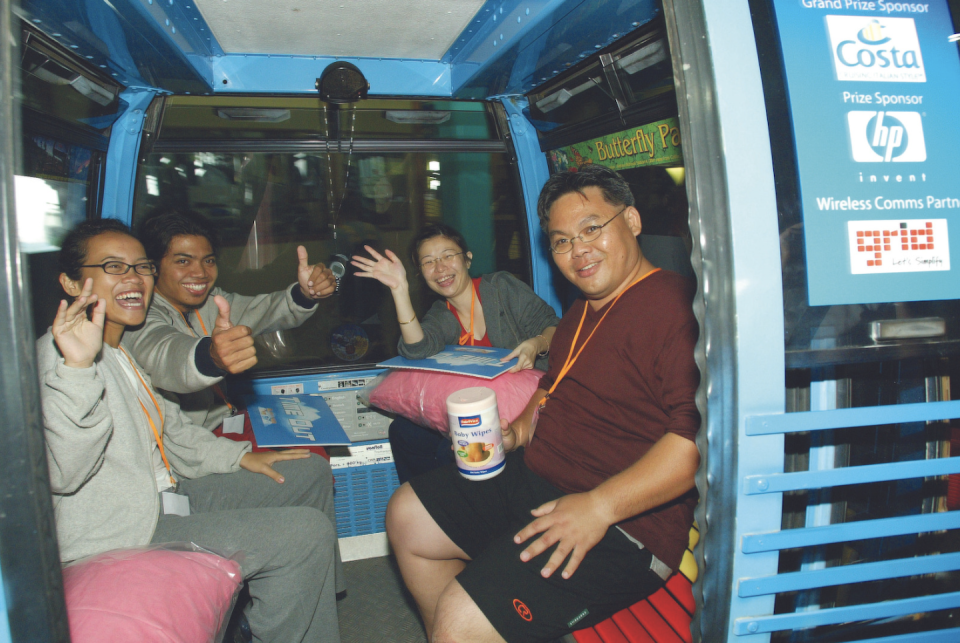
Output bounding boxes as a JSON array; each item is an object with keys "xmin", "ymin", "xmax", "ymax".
[
  {"xmin": 297, "ymin": 246, "xmax": 336, "ymax": 299},
  {"xmin": 52, "ymin": 278, "xmax": 106, "ymax": 369},
  {"xmin": 240, "ymin": 449, "xmax": 311, "ymax": 483},
  {"xmin": 350, "ymin": 245, "xmax": 408, "ymax": 291},
  {"xmin": 209, "ymin": 295, "xmax": 257, "ymax": 374}
]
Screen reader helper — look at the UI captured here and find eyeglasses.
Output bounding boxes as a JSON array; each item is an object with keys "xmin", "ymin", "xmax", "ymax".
[
  {"xmin": 419, "ymin": 252, "xmax": 464, "ymax": 271},
  {"xmin": 80, "ymin": 261, "xmax": 158, "ymax": 276},
  {"xmin": 549, "ymin": 207, "xmax": 627, "ymax": 254}
]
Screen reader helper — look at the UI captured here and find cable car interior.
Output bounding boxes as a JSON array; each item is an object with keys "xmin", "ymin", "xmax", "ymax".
[{"xmin": 1, "ymin": 0, "xmax": 959, "ymax": 642}]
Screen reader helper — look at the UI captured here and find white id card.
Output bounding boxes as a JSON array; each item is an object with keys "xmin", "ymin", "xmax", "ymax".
[
  {"xmin": 161, "ymin": 491, "xmax": 190, "ymax": 517},
  {"xmin": 222, "ymin": 414, "xmax": 245, "ymax": 435}
]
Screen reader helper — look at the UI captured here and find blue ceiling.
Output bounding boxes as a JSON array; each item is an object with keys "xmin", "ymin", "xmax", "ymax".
[{"xmin": 18, "ymin": 0, "xmax": 660, "ymax": 99}]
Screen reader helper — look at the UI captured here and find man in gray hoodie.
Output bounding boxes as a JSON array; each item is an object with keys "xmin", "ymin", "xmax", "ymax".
[
  {"xmin": 123, "ymin": 210, "xmax": 345, "ymax": 593},
  {"xmin": 123, "ymin": 210, "xmax": 337, "ymax": 433}
]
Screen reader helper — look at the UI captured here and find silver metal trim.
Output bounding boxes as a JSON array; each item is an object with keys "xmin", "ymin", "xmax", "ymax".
[{"xmin": 664, "ymin": 1, "xmax": 741, "ymax": 640}]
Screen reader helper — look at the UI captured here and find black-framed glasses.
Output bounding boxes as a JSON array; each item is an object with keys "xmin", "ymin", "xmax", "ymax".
[
  {"xmin": 419, "ymin": 252, "xmax": 464, "ymax": 271},
  {"xmin": 549, "ymin": 206, "xmax": 627, "ymax": 254},
  {"xmin": 80, "ymin": 261, "xmax": 158, "ymax": 276}
]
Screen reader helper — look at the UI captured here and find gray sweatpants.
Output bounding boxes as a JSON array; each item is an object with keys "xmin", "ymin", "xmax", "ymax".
[{"xmin": 151, "ymin": 455, "xmax": 342, "ymax": 643}]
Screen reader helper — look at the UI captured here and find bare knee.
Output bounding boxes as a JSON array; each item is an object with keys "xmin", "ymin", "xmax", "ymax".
[
  {"xmin": 432, "ymin": 581, "xmax": 503, "ymax": 643},
  {"xmin": 385, "ymin": 482, "xmax": 419, "ymax": 546}
]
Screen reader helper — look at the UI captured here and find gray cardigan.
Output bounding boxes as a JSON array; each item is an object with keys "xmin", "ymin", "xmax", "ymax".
[
  {"xmin": 122, "ymin": 285, "xmax": 316, "ymax": 431},
  {"xmin": 37, "ymin": 331, "xmax": 250, "ymax": 563},
  {"xmin": 398, "ymin": 272, "xmax": 560, "ymax": 371}
]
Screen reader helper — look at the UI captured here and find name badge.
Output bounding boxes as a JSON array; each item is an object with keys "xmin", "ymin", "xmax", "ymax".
[
  {"xmin": 161, "ymin": 491, "xmax": 190, "ymax": 517},
  {"xmin": 222, "ymin": 414, "xmax": 245, "ymax": 435}
]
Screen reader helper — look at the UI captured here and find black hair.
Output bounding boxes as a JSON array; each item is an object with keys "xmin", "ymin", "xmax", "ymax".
[
  {"xmin": 409, "ymin": 223, "xmax": 470, "ymax": 270},
  {"xmin": 137, "ymin": 210, "xmax": 221, "ymax": 266},
  {"xmin": 536, "ymin": 165, "xmax": 636, "ymax": 233},
  {"xmin": 59, "ymin": 218, "xmax": 136, "ymax": 281}
]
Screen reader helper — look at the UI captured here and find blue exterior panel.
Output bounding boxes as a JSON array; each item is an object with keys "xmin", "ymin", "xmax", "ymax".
[
  {"xmin": 742, "ymin": 511, "xmax": 960, "ymax": 553},
  {"xmin": 449, "ymin": 0, "xmax": 660, "ymax": 98},
  {"xmin": 738, "ymin": 551, "xmax": 960, "ymax": 597},
  {"xmin": 498, "ymin": 97, "xmax": 561, "ymax": 315},
  {"xmin": 734, "ymin": 591, "xmax": 960, "ymax": 635},
  {"xmin": 747, "ymin": 400, "xmax": 960, "ymax": 435},
  {"xmin": 101, "ymin": 88, "xmax": 159, "ymax": 223},
  {"xmin": 20, "ymin": 0, "xmax": 215, "ymax": 93},
  {"xmin": 696, "ymin": 1, "xmax": 785, "ymax": 641}
]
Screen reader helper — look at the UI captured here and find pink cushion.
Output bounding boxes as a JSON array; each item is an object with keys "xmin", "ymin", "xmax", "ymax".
[
  {"xmin": 369, "ymin": 368, "xmax": 544, "ymax": 433},
  {"xmin": 64, "ymin": 548, "xmax": 243, "ymax": 643}
]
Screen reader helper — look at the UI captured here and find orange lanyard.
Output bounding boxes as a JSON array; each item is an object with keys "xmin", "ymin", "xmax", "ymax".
[
  {"xmin": 448, "ymin": 282, "xmax": 477, "ymax": 346},
  {"xmin": 178, "ymin": 308, "xmax": 235, "ymax": 413},
  {"xmin": 118, "ymin": 347, "xmax": 176, "ymax": 485},
  {"xmin": 538, "ymin": 269, "xmax": 660, "ymax": 410}
]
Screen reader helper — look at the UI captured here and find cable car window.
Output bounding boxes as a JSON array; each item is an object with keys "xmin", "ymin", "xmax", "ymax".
[{"xmin": 132, "ymin": 146, "xmax": 529, "ymax": 373}]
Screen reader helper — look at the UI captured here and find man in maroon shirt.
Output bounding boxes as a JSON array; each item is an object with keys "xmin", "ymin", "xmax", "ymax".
[{"xmin": 386, "ymin": 165, "xmax": 701, "ymax": 643}]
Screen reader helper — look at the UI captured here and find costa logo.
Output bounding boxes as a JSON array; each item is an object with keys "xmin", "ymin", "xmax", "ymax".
[
  {"xmin": 513, "ymin": 599, "xmax": 533, "ymax": 621},
  {"xmin": 458, "ymin": 415, "xmax": 481, "ymax": 427},
  {"xmin": 826, "ymin": 16, "xmax": 925, "ymax": 83}
]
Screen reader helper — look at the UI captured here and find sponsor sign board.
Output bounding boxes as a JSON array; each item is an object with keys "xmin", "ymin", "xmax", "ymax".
[{"xmin": 772, "ymin": 0, "xmax": 960, "ymax": 305}]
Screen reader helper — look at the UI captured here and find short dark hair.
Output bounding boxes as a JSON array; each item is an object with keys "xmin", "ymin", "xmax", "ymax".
[
  {"xmin": 59, "ymin": 218, "xmax": 136, "ymax": 281},
  {"xmin": 137, "ymin": 210, "xmax": 221, "ymax": 265},
  {"xmin": 409, "ymin": 223, "xmax": 470, "ymax": 270},
  {"xmin": 536, "ymin": 165, "xmax": 636, "ymax": 233}
]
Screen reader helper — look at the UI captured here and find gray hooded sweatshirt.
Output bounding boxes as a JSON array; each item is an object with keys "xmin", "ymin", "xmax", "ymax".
[
  {"xmin": 38, "ymin": 332, "xmax": 250, "ymax": 563},
  {"xmin": 122, "ymin": 285, "xmax": 316, "ymax": 431},
  {"xmin": 399, "ymin": 271, "xmax": 560, "ymax": 371}
]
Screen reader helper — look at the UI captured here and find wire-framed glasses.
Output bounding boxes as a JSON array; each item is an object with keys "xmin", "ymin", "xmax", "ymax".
[
  {"xmin": 80, "ymin": 261, "xmax": 158, "ymax": 276},
  {"xmin": 549, "ymin": 206, "xmax": 627, "ymax": 254},
  {"xmin": 419, "ymin": 252, "xmax": 464, "ymax": 271}
]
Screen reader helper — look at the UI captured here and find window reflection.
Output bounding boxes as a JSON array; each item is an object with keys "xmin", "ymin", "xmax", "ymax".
[{"xmin": 133, "ymin": 150, "xmax": 529, "ymax": 372}]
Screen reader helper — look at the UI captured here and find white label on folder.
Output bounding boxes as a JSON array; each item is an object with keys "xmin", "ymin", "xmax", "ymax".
[
  {"xmin": 329, "ymin": 442, "xmax": 395, "ymax": 469},
  {"xmin": 222, "ymin": 414, "xmax": 245, "ymax": 435}
]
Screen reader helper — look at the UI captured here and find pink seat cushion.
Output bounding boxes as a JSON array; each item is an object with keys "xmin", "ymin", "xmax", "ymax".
[
  {"xmin": 369, "ymin": 368, "xmax": 544, "ymax": 433},
  {"xmin": 63, "ymin": 548, "xmax": 243, "ymax": 643}
]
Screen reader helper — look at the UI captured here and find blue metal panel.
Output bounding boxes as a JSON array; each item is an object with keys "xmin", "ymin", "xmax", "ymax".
[
  {"xmin": 742, "ymin": 511, "xmax": 960, "ymax": 553},
  {"xmin": 746, "ymin": 400, "xmax": 960, "ymax": 435},
  {"xmin": 213, "ymin": 55, "xmax": 451, "ymax": 96},
  {"xmin": 738, "ymin": 551, "xmax": 960, "ymax": 597},
  {"xmin": 448, "ymin": 0, "xmax": 660, "ymax": 98},
  {"xmin": 837, "ymin": 629, "xmax": 960, "ymax": 643},
  {"xmin": 689, "ymin": 0, "xmax": 785, "ymax": 641},
  {"xmin": 498, "ymin": 97, "xmax": 561, "ymax": 315},
  {"xmin": 744, "ymin": 457, "xmax": 960, "ymax": 495},
  {"xmin": 19, "ymin": 0, "xmax": 216, "ymax": 93},
  {"xmin": 733, "ymin": 591, "xmax": 960, "ymax": 635},
  {"xmin": 101, "ymin": 88, "xmax": 160, "ymax": 222}
]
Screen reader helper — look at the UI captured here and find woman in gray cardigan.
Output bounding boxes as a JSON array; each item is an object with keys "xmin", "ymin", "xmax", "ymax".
[
  {"xmin": 39, "ymin": 219, "xmax": 340, "ymax": 643},
  {"xmin": 352, "ymin": 223, "xmax": 560, "ymax": 482}
]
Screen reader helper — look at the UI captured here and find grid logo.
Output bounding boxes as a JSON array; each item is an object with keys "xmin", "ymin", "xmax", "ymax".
[
  {"xmin": 826, "ymin": 16, "xmax": 925, "ymax": 82},
  {"xmin": 847, "ymin": 111, "xmax": 926, "ymax": 163}
]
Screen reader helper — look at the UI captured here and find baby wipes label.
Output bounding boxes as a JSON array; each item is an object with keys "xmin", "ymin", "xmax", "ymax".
[{"xmin": 448, "ymin": 404, "xmax": 505, "ymax": 480}]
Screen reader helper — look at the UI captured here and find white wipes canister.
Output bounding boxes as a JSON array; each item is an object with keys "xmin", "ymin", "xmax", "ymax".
[{"xmin": 446, "ymin": 387, "xmax": 505, "ymax": 480}]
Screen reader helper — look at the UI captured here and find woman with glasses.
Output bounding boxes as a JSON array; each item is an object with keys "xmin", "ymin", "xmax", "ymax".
[
  {"xmin": 37, "ymin": 219, "xmax": 341, "ymax": 643},
  {"xmin": 352, "ymin": 223, "xmax": 560, "ymax": 482}
]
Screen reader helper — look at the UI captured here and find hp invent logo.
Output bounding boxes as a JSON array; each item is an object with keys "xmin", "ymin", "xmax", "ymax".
[
  {"xmin": 826, "ymin": 16, "xmax": 925, "ymax": 82},
  {"xmin": 847, "ymin": 111, "xmax": 926, "ymax": 163}
]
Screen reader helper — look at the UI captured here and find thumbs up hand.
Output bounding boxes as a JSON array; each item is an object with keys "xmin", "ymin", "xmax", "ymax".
[
  {"xmin": 297, "ymin": 246, "xmax": 336, "ymax": 300},
  {"xmin": 209, "ymin": 295, "xmax": 257, "ymax": 374}
]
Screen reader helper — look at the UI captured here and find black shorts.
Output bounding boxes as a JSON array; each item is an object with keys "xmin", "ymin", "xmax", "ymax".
[{"xmin": 409, "ymin": 450, "xmax": 668, "ymax": 643}]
